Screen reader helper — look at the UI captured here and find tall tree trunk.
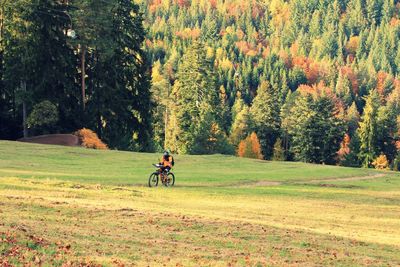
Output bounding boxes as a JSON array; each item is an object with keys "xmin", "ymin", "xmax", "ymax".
[
  {"xmin": 164, "ymin": 107, "xmax": 168, "ymax": 149},
  {"xmin": 21, "ymin": 81, "xmax": 28, "ymax": 138},
  {"xmin": 81, "ymin": 45, "xmax": 86, "ymax": 110},
  {"xmin": 96, "ymin": 52, "xmax": 102, "ymax": 139},
  {"xmin": 0, "ymin": 5, "xmax": 4, "ymax": 43}
]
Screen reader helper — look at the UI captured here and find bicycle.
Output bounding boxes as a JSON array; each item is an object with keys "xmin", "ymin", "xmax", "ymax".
[{"xmin": 148, "ymin": 164, "xmax": 175, "ymax": 187}]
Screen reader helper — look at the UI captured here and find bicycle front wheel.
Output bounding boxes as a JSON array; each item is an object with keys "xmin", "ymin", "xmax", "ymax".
[{"xmin": 148, "ymin": 173, "xmax": 159, "ymax": 187}]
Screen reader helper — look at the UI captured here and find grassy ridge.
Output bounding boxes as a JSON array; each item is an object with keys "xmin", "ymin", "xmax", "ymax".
[{"xmin": 1, "ymin": 141, "xmax": 400, "ymax": 266}]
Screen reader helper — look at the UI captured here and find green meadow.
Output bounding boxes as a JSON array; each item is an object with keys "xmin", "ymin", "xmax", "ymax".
[{"xmin": 1, "ymin": 141, "xmax": 399, "ymax": 266}]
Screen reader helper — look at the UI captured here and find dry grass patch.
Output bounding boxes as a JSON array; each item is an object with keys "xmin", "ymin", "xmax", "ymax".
[{"xmin": 1, "ymin": 178, "xmax": 399, "ymax": 266}]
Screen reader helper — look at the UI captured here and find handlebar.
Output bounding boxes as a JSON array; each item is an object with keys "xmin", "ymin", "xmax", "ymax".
[{"xmin": 153, "ymin": 163, "xmax": 163, "ymax": 168}]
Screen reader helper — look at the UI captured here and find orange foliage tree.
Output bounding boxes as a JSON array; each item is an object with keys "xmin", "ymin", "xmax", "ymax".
[
  {"xmin": 376, "ymin": 71, "xmax": 388, "ymax": 98},
  {"xmin": 237, "ymin": 132, "xmax": 263, "ymax": 159},
  {"xmin": 372, "ymin": 154, "xmax": 390, "ymax": 170},
  {"xmin": 291, "ymin": 56, "xmax": 320, "ymax": 84},
  {"xmin": 74, "ymin": 128, "xmax": 108, "ymax": 150},
  {"xmin": 337, "ymin": 133, "xmax": 351, "ymax": 162},
  {"xmin": 340, "ymin": 66, "xmax": 359, "ymax": 95}
]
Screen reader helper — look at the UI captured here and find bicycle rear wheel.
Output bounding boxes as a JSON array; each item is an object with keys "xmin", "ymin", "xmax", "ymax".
[
  {"xmin": 148, "ymin": 173, "xmax": 159, "ymax": 187},
  {"xmin": 166, "ymin": 172, "xmax": 175, "ymax": 187}
]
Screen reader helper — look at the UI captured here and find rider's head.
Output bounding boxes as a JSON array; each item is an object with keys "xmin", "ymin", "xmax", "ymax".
[{"xmin": 163, "ymin": 150, "xmax": 169, "ymax": 157}]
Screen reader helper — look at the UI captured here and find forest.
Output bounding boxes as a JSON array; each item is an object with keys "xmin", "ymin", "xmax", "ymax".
[{"xmin": 1, "ymin": 0, "xmax": 400, "ymax": 169}]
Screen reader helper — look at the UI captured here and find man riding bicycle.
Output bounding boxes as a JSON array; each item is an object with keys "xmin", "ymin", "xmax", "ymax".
[{"xmin": 159, "ymin": 150, "xmax": 174, "ymax": 173}]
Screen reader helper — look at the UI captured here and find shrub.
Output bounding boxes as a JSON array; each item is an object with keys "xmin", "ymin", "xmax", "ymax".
[
  {"xmin": 27, "ymin": 100, "xmax": 59, "ymax": 133},
  {"xmin": 372, "ymin": 154, "xmax": 389, "ymax": 170},
  {"xmin": 74, "ymin": 128, "xmax": 108, "ymax": 150},
  {"xmin": 237, "ymin": 132, "xmax": 263, "ymax": 159}
]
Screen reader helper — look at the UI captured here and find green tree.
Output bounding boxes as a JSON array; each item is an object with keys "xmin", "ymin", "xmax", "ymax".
[
  {"xmin": 229, "ymin": 105, "xmax": 252, "ymax": 148},
  {"xmin": 366, "ymin": 0, "xmax": 382, "ymax": 25},
  {"xmin": 88, "ymin": 0, "xmax": 153, "ymax": 151},
  {"xmin": 381, "ymin": 0, "xmax": 395, "ymax": 24},
  {"xmin": 172, "ymin": 41, "xmax": 223, "ymax": 154},
  {"xmin": 357, "ymin": 89, "xmax": 380, "ymax": 167},
  {"xmin": 250, "ymin": 81, "xmax": 281, "ymax": 159},
  {"xmin": 288, "ymin": 94, "xmax": 345, "ymax": 164},
  {"xmin": 272, "ymin": 138, "xmax": 285, "ymax": 161},
  {"xmin": 70, "ymin": 0, "xmax": 114, "ymax": 111},
  {"xmin": 335, "ymin": 71, "xmax": 353, "ymax": 106},
  {"xmin": 376, "ymin": 104, "xmax": 397, "ymax": 161},
  {"xmin": 151, "ymin": 61, "xmax": 171, "ymax": 151},
  {"xmin": 346, "ymin": 0, "xmax": 367, "ymax": 35},
  {"xmin": 27, "ymin": 100, "xmax": 58, "ymax": 134},
  {"xmin": 3, "ymin": 0, "xmax": 79, "ymax": 138},
  {"xmin": 289, "ymin": 66, "xmax": 307, "ymax": 91},
  {"xmin": 346, "ymin": 102, "xmax": 360, "ymax": 136}
]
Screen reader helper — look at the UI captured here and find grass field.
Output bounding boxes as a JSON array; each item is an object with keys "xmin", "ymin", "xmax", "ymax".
[{"xmin": 1, "ymin": 141, "xmax": 400, "ymax": 266}]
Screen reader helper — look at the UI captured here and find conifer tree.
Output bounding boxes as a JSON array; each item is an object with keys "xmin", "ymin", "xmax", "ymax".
[
  {"xmin": 346, "ymin": 102, "xmax": 360, "ymax": 136},
  {"xmin": 357, "ymin": 89, "xmax": 380, "ymax": 167},
  {"xmin": 229, "ymin": 105, "xmax": 252, "ymax": 148},
  {"xmin": 86, "ymin": 0, "xmax": 153, "ymax": 151},
  {"xmin": 172, "ymin": 41, "xmax": 227, "ymax": 154},
  {"xmin": 288, "ymin": 94, "xmax": 345, "ymax": 164},
  {"xmin": 336, "ymin": 72, "xmax": 353, "ymax": 105},
  {"xmin": 250, "ymin": 81, "xmax": 281, "ymax": 159},
  {"xmin": 366, "ymin": 0, "xmax": 382, "ymax": 25},
  {"xmin": 376, "ymin": 104, "xmax": 398, "ymax": 161},
  {"xmin": 151, "ymin": 61, "xmax": 171, "ymax": 151},
  {"xmin": 381, "ymin": 0, "xmax": 394, "ymax": 24}
]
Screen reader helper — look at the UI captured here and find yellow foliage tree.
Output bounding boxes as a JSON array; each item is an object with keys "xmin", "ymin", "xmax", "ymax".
[{"xmin": 372, "ymin": 154, "xmax": 389, "ymax": 170}]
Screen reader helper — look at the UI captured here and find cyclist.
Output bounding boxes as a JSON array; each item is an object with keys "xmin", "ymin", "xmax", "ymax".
[{"xmin": 159, "ymin": 150, "xmax": 174, "ymax": 174}]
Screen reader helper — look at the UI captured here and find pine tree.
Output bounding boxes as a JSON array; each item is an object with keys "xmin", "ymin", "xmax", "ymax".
[
  {"xmin": 250, "ymin": 81, "xmax": 281, "ymax": 159},
  {"xmin": 70, "ymin": 0, "xmax": 114, "ymax": 111},
  {"xmin": 218, "ymin": 85, "xmax": 231, "ymax": 134},
  {"xmin": 151, "ymin": 60, "xmax": 171, "ymax": 151},
  {"xmin": 382, "ymin": 0, "xmax": 395, "ymax": 24},
  {"xmin": 229, "ymin": 105, "xmax": 252, "ymax": 148},
  {"xmin": 172, "ymin": 41, "xmax": 223, "ymax": 154},
  {"xmin": 366, "ymin": 0, "xmax": 382, "ymax": 25},
  {"xmin": 86, "ymin": 0, "xmax": 153, "ymax": 151},
  {"xmin": 357, "ymin": 89, "xmax": 380, "ymax": 167},
  {"xmin": 376, "ymin": 104, "xmax": 397, "ymax": 161},
  {"xmin": 346, "ymin": 0, "xmax": 367, "ymax": 35},
  {"xmin": 346, "ymin": 102, "xmax": 360, "ymax": 136},
  {"xmin": 335, "ymin": 71, "xmax": 353, "ymax": 105},
  {"xmin": 289, "ymin": 67, "xmax": 307, "ymax": 91},
  {"xmin": 288, "ymin": 94, "xmax": 345, "ymax": 164}
]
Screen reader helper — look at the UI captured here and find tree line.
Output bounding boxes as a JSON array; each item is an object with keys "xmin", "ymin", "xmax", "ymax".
[
  {"xmin": 145, "ymin": 0, "xmax": 400, "ymax": 169},
  {"xmin": 1, "ymin": 0, "xmax": 400, "ymax": 169}
]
